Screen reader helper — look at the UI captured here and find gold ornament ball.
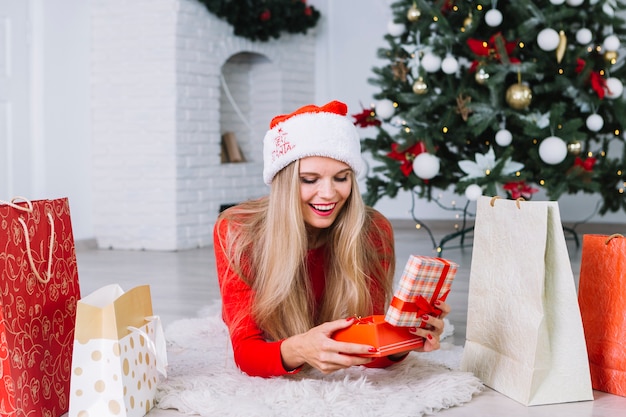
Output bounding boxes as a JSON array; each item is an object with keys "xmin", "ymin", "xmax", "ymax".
[
  {"xmin": 567, "ymin": 141, "xmax": 582, "ymax": 156},
  {"xmin": 506, "ymin": 83, "xmax": 533, "ymax": 110},
  {"xmin": 407, "ymin": 5, "xmax": 421, "ymax": 22},
  {"xmin": 605, "ymin": 50, "xmax": 619, "ymax": 64},
  {"xmin": 463, "ymin": 16, "xmax": 473, "ymax": 29},
  {"xmin": 475, "ymin": 68, "xmax": 490, "ymax": 85},
  {"xmin": 412, "ymin": 77, "xmax": 428, "ymax": 95}
]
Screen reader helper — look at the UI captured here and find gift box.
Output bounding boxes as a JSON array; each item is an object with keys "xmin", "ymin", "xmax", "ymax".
[
  {"xmin": 385, "ymin": 255, "xmax": 457, "ymax": 328},
  {"xmin": 332, "ymin": 315, "xmax": 424, "ymax": 357}
]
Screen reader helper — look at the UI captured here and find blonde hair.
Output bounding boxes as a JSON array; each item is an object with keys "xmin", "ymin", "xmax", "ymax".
[{"xmin": 217, "ymin": 160, "xmax": 395, "ymax": 341}]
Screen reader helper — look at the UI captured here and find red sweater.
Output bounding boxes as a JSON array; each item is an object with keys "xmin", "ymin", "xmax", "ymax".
[{"xmin": 214, "ymin": 210, "xmax": 399, "ymax": 377}]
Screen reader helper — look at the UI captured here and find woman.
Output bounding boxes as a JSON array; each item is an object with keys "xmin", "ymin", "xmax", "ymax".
[{"xmin": 214, "ymin": 100, "xmax": 449, "ymax": 377}]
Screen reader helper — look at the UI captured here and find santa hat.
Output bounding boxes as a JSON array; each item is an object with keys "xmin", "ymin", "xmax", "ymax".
[{"xmin": 262, "ymin": 100, "xmax": 364, "ymax": 185}]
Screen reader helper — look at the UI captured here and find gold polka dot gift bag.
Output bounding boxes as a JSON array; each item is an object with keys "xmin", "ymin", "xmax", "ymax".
[{"xmin": 68, "ymin": 284, "xmax": 167, "ymax": 417}]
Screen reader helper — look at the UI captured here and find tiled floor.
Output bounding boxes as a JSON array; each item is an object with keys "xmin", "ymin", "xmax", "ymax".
[{"xmin": 74, "ymin": 219, "xmax": 626, "ymax": 416}]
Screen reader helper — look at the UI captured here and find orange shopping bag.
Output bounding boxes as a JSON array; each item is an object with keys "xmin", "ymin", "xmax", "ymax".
[{"xmin": 578, "ymin": 233, "xmax": 626, "ymax": 397}]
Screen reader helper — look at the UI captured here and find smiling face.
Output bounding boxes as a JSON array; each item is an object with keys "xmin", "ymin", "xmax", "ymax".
[{"xmin": 299, "ymin": 156, "xmax": 353, "ymax": 231}]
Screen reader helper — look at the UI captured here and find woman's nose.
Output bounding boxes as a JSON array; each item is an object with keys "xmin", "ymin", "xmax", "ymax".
[{"xmin": 317, "ymin": 179, "xmax": 336, "ymax": 198}]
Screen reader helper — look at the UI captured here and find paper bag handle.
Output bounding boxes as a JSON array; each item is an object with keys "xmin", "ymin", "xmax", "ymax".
[
  {"xmin": 490, "ymin": 196, "xmax": 524, "ymax": 209},
  {"xmin": 127, "ymin": 315, "xmax": 168, "ymax": 378},
  {"xmin": 605, "ymin": 233, "xmax": 624, "ymax": 245},
  {"xmin": 1, "ymin": 196, "xmax": 54, "ymax": 284},
  {"xmin": 0, "ymin": 196, "xmax": 34, "ymax": 212}
]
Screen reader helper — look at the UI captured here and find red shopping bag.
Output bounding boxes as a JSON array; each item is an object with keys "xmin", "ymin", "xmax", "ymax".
[
  {"xmin": 578, "ymin": 233, "xmax": 626, "ymax": 397},
  {"xmin": 0, "ymin": 197, "xmax": 81, "ymax": 417}
]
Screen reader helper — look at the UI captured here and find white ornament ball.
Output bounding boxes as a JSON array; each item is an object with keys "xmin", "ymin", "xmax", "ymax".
[
  {"xmin": 539, "ymin": 136, "xmax": 568, "ymax": 165},
  {"xmin": 387, "ymin": 21, "xmax": 406, "ymax": 37},
  {"xmin": 375, "ymin": 99, "xmax": 395, "ymax": 119},
  {"xmin": 413, "ymin": 153, "xmax": 440, "ymax": 180},
  {"xmin": 603, "ymin": 4, "xmax": 615, "ymax": 17},
  {"xmin": 606, "ymin": 77, "xmax": 624, "ymax": 99},
  {"xmin": 576, "ymin": 28, "xmax": 593, "ymax": 45},
  {"xmin": 495, "ymin": 129, "xmax": 513, "ymax": 147},
  {"xmin": 537, "ymin": 28, "xmax": 561, "ymax": 51},
  {"xmin": 603, "ymin": 35, "xmax": 621, "ymax": 52},
  {"xmin": 566, "ymin": 0, "xmax": 584, "ymax": 6},
  {"xmin": 586, "ymin": 114, "xmax": 604, "ymax": 132},
  {"xmin": 421, "ymin": 52, "xmax": 442, "ymax": 73},
  {"xmin": 549, "ymin": 0, "xmax": 566, "ymax": 4},
  {"xmin": 485, "ymin": 9, "xmax": 503, "ymax": 27},
  {"xmin": 441, "ymin": 55, "xmax": 459, "ymax": 74},
  {"xmin": 464, "ymin": 184, "xmax": 483, "ymax": 201}
]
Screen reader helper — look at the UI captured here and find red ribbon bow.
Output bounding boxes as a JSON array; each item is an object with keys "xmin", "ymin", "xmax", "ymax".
[
  {"xmin": 390, "ymin": 295, "xmax": 441, "ymax": 320},
  {"xmin": 576, "ymin": 59, "xmax": 608, "ymax": 99},
  {"xmin": 352, "ymin": 316, "xmax": 374, "ymax": 324}
]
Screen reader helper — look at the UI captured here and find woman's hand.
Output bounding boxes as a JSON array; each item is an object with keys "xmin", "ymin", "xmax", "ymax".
[
  {"xmin": 409, "ymin": 299, "xmax": 451, "ymax": 352},
  {"xmin": 280, "ymin": 317, "xmax": 377, "ymax": 374}
]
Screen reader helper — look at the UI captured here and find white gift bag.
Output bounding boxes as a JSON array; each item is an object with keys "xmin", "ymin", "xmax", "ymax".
[
  {"xmin": 460, "ymin": 196, "xmax": 593, "ymax": 406},
  {"xmin": 69, "ymin": 284, "xmax": 167, "ymax": 417}
]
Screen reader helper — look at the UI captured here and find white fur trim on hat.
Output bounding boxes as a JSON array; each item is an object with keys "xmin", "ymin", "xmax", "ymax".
[{"xmin": 262, "ymin": 105, "xmax": 364, "ymax": 185}]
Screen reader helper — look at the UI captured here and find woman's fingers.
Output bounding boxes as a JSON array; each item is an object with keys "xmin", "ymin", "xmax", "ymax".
[{"xmin": 435, "ymin": 300, "xmax": 451, "ymax": 319}]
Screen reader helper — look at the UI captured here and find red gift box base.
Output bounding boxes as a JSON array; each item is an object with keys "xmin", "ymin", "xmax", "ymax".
[{"xmin": 332, "ymin": 315, "xmax": 424, "ymax": 357}]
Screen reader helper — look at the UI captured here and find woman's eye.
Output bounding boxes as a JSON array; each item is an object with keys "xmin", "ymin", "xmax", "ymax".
[
  {"xmin": 334, "ymin": 176, "xmax": 349, "ymax": 182},
  {"xmin": 300, "ymin": 177, "xmax": 317, "ymax": 184}
]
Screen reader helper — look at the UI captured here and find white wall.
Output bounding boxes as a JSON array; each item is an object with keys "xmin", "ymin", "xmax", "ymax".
[
  {"xmin": 30, "ymin": 0, "xmax": 92, "ymax": 240},
  {"xmin": 25, "ymin": 0, "xmax": 623, "ymax": 243}
]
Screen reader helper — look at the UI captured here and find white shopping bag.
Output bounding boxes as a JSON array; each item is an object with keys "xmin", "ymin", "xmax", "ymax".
[
  {"xmin": 69, "ymin": 284, "xmax": 167, "ymax": 417},
  {"xmin": 460, "ymin": 196, "xmax": 593, "ymax": 406}
]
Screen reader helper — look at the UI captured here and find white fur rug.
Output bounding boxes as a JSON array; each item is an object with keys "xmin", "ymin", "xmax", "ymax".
[{"xmin": 156, "ymin": 305, "xmax": 483, "ymax": 417}]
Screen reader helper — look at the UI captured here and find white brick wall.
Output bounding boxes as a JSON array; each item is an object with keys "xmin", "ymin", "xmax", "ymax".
[{"xmin": 91, "ymin": 0, "xmax": 316, "ymax": 250}]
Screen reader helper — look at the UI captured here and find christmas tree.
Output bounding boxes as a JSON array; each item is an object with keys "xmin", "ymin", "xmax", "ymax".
[{"xmin": 358, "ymin": 0, "xmax": 626, "ymax": 215}]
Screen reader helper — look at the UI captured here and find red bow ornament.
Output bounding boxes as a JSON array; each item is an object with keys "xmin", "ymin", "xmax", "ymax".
[
  {"xmin": 352, "ymin": 107, "xmax": 381, "ymax": 128},
  {"xmin": 387, "ymin": 142, "xmax": 427, "ymax": 177},
  {"xmin": 576, "ymin": 59, "xmax": 608, "ymax": 99},
  {"xmin": 574, "ymin": 156, "xmax": 597, "ymax": 171},
  {"xmin": 467, "ymin": 32, "xmax": 520, "ymax": 72}
]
